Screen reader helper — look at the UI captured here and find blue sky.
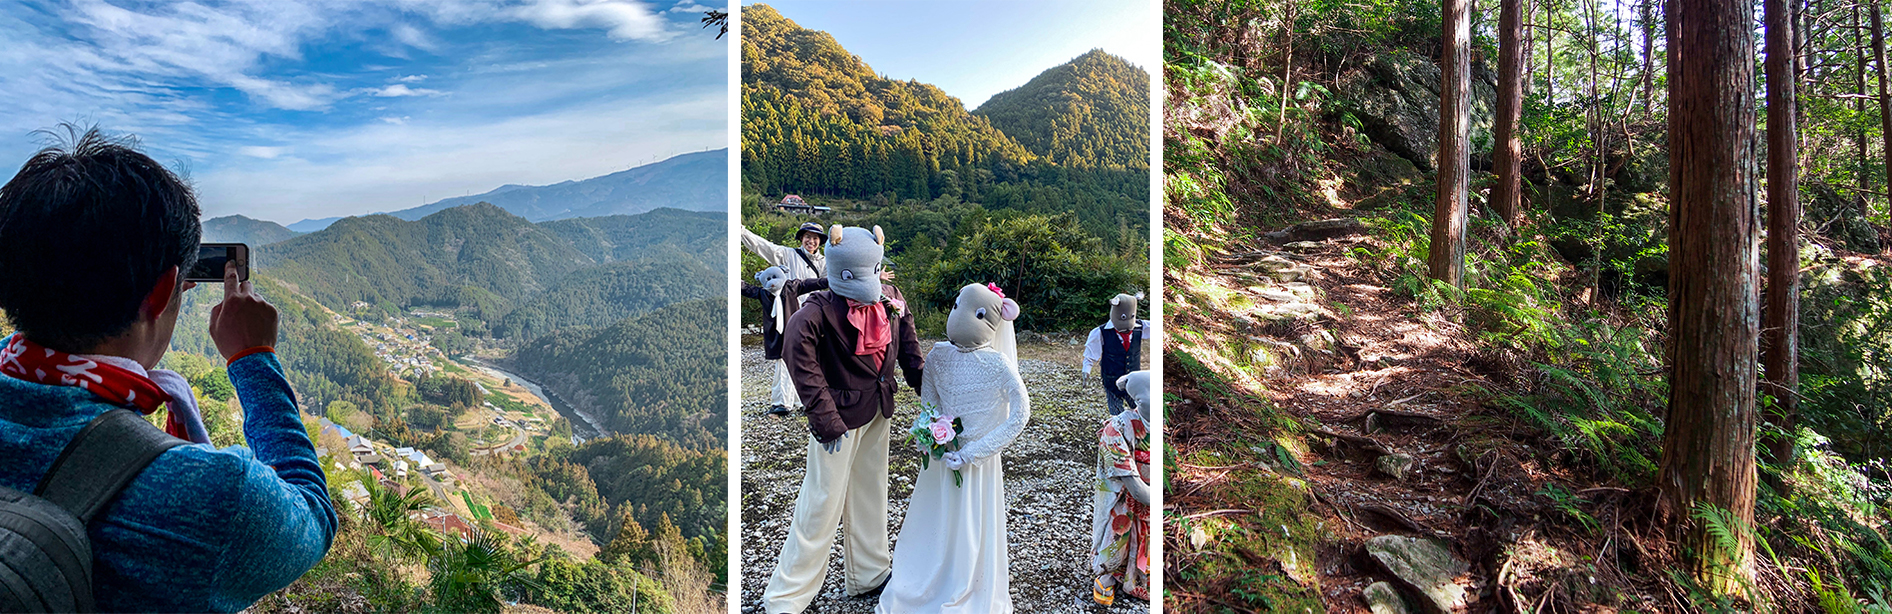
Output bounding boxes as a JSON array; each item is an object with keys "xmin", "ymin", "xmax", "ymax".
[
  {"xmin": 0, "ymin": 0, "xmax": 728, "ymax": 224},
  {"xmin": 751, "ymin": 0, "xmax": 1157, "ymax": 110}
]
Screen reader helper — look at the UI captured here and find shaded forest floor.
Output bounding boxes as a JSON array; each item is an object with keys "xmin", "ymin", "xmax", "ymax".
[
  {"xmin": 1165, "ymin": 225, "xmax": 1606, "ymax": 612},
  {"xmin": 1164, "ymin": 194, "xmax": 1892, "ymax": 613},
  {"xmin": 737, "ymin": 337, "xmax": 1150, "ymax": 614}
]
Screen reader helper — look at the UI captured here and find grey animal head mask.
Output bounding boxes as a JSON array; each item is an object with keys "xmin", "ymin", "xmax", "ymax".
[
  {"xmin": 1115, "ymin": 370, "xmax": 1151, "ymax": 414},
  {"xmin": 755, "ymin": 266, "xmax": 787, "ymax": 293},
  {"xmin": 1109, "ymin": 292, "xmax": 1143, "ymax": 332},
  {"xmin": 945, "ymin": 283, "xmax": 1018, "ymax": 350},
  {"xmin": 826, "ymin": 225, "xmax": 885, "ymax": 303}
]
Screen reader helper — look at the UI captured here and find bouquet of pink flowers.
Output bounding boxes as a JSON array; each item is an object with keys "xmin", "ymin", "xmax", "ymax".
[{"xmin": 908, "ymin": 402, "xmax": 966, "ymax": 486}]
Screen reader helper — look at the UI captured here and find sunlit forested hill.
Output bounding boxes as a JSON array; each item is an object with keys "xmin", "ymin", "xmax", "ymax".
[{"xmin": 975, "ymin": 49, "xmax": 1151, "ymax": 170}]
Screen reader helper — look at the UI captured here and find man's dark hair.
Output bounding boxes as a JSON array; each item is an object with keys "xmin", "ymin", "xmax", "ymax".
[{"xmin": 0, "ymin": 126, "xmax": 200, "ymax": 353}]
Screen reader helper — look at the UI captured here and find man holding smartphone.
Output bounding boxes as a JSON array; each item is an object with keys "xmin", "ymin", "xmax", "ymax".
[{"xmin": 0, "ymin": 128, "xmax": 335, "ymax": 612}]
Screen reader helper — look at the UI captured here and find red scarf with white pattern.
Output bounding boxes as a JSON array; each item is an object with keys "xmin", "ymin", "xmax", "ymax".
[{"xmin": 0, "ymin": 335, "xmax": 189, "ymax": 439}]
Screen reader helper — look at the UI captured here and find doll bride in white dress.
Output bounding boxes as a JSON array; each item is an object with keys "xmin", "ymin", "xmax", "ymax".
[{"xmin": 876, "ymin": 282, "xmax": 1030, "ymax": 614}]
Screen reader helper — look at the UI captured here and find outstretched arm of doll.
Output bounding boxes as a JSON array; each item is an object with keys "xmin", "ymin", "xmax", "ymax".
[
  {"xmin": 1114, "ymin": 474, "xmax": 1152, "ymax": 505},
  {"xmin": 1081, "ymin": 326, "xmax": 1102, "ymax": 376},
  {"xmin": 949, "ymin": 359, "xmax": 1032, "ymax": 466}
]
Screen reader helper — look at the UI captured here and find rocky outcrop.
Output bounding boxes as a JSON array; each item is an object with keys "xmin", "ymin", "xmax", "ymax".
[
  {"xmin": 1338, "ymin": 51, "xmax": 1497, "ymax": 171},
  {"xmin": 1364, "ymin": 581, "xmax": 1415, "ymax": 614},
  {"xmin": 1363, "ymin": 535, "xmax": 1471, "ymax": 614}
]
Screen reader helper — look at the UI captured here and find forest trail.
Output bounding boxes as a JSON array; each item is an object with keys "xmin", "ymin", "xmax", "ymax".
[{"xmin": 1167, "ymin": 225, "xmax": 1610, "ymax": 613}]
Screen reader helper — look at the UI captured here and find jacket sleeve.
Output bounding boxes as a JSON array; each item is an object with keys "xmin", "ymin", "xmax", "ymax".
[
  {"xmin": 783, "ymin": 277, "xmax": 830, "ymax": 306},
  {"xmin": 212, "ymin": 351, "xmax": 337, "ymax": 605},
  {"xmin": 1082, "ymin": 326, "xmax": 1103, "ymax": 375},
  {"xmin": 740, "ymin": 227, "xmax": 789, "ymax": 269},
  {"xmin": 784, "ymin": 304, "xmax": 847, "ymax": 442},
  {"xmin": 896, "ymin": 301, "xmax": 925, "ymax": 393}
]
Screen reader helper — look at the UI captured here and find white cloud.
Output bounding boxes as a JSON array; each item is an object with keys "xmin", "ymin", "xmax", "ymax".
[
  {"xmin": 666, "ymin": 2, "xmax": 714, "ymax": 14},
  {"xmin": 396, "ymin": 74, "xmax": 429, "ymax": 82},
  {"xmin": 511, "ymin": 0, "xmax": 672, "ymax": 42},
  {"xmin": 193, "ymin": 90, "xmax": 726, "ymax": 220},
  {"xmin": 238, "ymin": 145, "xmax": 288, "ymax": 159},
  {"xmin": 380, "ymin": 116, "xmax": 410, "ymax": 125},
  {"xmin": 371, "ymin": 84, "xmax": 444, "ymax": 97},
  {"xmin": 390, "ymin": 23, "xmax": 439, "ymax": 51}
]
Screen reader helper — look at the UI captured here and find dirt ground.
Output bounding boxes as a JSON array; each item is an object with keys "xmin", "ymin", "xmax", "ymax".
[
  {"xmin": 1164, "ymin": 228, "xmax": 1679, "ymax": 612},
  {"xmin": 738, "ymin": 335, "xmax": 1153, "ymax": 614}
]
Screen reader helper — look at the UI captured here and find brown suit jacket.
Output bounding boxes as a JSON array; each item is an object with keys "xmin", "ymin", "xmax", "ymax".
[{"xmin": 783, "ymin": 285, "xmax": 925, "ymax": 442}]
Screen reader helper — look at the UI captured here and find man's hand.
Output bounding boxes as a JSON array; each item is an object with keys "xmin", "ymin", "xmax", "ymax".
[
  {"xmin": 879, "ymin": 269, "xmax": 895, "ymax": 282},
  {"xmin": 209, "ymin": 260, "xmax": 279, "ymax": 361}
]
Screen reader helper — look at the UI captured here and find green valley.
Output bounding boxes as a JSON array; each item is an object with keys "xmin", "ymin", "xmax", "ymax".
[{"xmin": 162, "ymin": 202, "xmax": 728, "ymax": 612}]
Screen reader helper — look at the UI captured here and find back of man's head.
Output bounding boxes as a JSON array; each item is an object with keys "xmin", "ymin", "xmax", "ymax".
[{"xmin": 0, "ymin": 126, "xmax": 200, "ymax": 353}]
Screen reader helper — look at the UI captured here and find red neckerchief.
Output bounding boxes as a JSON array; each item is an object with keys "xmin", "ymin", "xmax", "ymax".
[
  {"xmin": 846, "ymin": 299, "xmax": 892, "ymax": 369},
  {"xmin": 0, "ymin": 335, "xmax": 186, "ymax": 439},
  {"xmin": 1117, "ymin": 329, "xmax": 1134, "ymax": 351}
]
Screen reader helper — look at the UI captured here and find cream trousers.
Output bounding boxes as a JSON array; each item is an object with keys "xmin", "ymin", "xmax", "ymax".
[{"xmin": 762, "ymin": 413, "xmax": 892, "ymax": 613}]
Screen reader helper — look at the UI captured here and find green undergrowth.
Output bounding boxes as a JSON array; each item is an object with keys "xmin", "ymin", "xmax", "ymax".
[
  {"xmin": 1167, "ymin": 337, "xmax": 1323, "ymax": 612},
  {"xmin": 1355, "ymin": 198, "xmax": 1892, "ymax": 609}
]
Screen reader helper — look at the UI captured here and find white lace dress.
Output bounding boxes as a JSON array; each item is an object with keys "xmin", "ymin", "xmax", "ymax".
[{"xmin": 877, "ymin": 342, "xmax": 1030, "ymax": 614}]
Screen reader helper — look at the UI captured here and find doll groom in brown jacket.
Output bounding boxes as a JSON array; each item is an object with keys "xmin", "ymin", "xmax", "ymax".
[{"xmin": 763, "ymin": 225, "xmax": 925, "ymax": 614}]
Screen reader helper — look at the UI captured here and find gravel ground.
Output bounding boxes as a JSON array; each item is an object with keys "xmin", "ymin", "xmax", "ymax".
[{"xmin": 738, "ymin": 336, "xmax": 1150, "ymax": 614}]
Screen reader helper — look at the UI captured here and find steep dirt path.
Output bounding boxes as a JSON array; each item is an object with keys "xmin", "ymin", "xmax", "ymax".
[{"xmin": 1166, "ymin": 232, "xmax": 1554, "ymax": 613}]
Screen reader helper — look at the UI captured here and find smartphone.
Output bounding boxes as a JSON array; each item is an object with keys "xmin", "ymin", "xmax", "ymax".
[{"xmin": 185, "ymin": 243, "xmax": 250, "ymax": 283}]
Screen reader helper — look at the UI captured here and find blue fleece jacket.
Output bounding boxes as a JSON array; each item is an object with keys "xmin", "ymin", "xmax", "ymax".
[{"xmin": 0, "ymin": 339, "xmax": 337, "ymax": 613}]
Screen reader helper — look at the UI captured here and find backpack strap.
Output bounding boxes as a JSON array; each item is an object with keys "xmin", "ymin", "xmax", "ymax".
[
  {"xmin": 34, "ymin": 410, "xmax": 185, "ymax": 524},
  {"xmin": 793, "ymin": 247, "xmax": 819, "ymax": 276}
]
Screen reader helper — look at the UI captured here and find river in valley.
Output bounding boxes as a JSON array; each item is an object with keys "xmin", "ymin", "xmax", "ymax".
[{"xmin": 462, "ymin": 357, "xmax": 603, "ymax": 444}]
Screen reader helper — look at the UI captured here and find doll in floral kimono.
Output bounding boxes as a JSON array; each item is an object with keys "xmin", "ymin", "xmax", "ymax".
[{"xmin": 1091, "ymin": 370, "xmax": 1152, "ymax": 605}]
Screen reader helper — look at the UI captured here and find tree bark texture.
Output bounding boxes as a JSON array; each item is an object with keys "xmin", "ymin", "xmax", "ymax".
[
  {"xmin": 1874, "ymin": 3, "xmax": 1892, "ymax": 188},
  {"xmin": 1661, "ymin": 0, "xmax": 1761, "ymax": 593},
  {"xmin": 1496, "ymin": 0, "xmax": 1526, "ymax": 227},
  {"xmin": 1764, "ymin": 0, "xmax": 1803, "ymax": 469},
  {"xmin": 1430, "ymin": 0, "xmax": 1472, "ymax": 287}
]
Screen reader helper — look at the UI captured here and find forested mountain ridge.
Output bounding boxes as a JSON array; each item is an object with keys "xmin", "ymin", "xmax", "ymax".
[
  {"xmin": 975, "ymin": 49, "xmax": 1151, "ymax": 170},
  {"xmin": 260, "ymin": 204, "xmax": 721, "ymax": 325},
  {"xmin": 512, "ymin": 298, "xmax": 726, "ymax": 449},
  {"xmin": 741, "ymin": 4, "xmax": 1039, "ymax": 200},
  {"xmin": 389, "ymin": 149, "xmax": 729, "ymax": 222},
  {"xmin": 203, "ymin": 214, "xmax": 301, "ymax": 246},
  {"xmin": 260, "ymin": 203, "xmax": 591, "ymax": 321},
  {"xmin": 541, "ymin": 208, "xmax": 724, "ymax": 270},
  {"xmin": 494, "ymin": 255, "xmax": 721, "ymax": 341}
]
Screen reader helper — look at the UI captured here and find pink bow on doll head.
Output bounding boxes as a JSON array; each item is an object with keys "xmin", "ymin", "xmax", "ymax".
[{"xmin": 986, "ymin": 283, "xmax": 1005, "ymax": 299}]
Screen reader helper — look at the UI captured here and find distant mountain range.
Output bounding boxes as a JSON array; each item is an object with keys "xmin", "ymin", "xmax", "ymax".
[
  {"xmin": 258, "ymin": 204, "xmax": 723, "ymax": 329},
  {"xmin": 279, "ymin": 149, "xmax": 727, "ymax": 232},
  {"xmin": 203, "ymin": 215, "xmax": 301, "ymax": 245}
]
